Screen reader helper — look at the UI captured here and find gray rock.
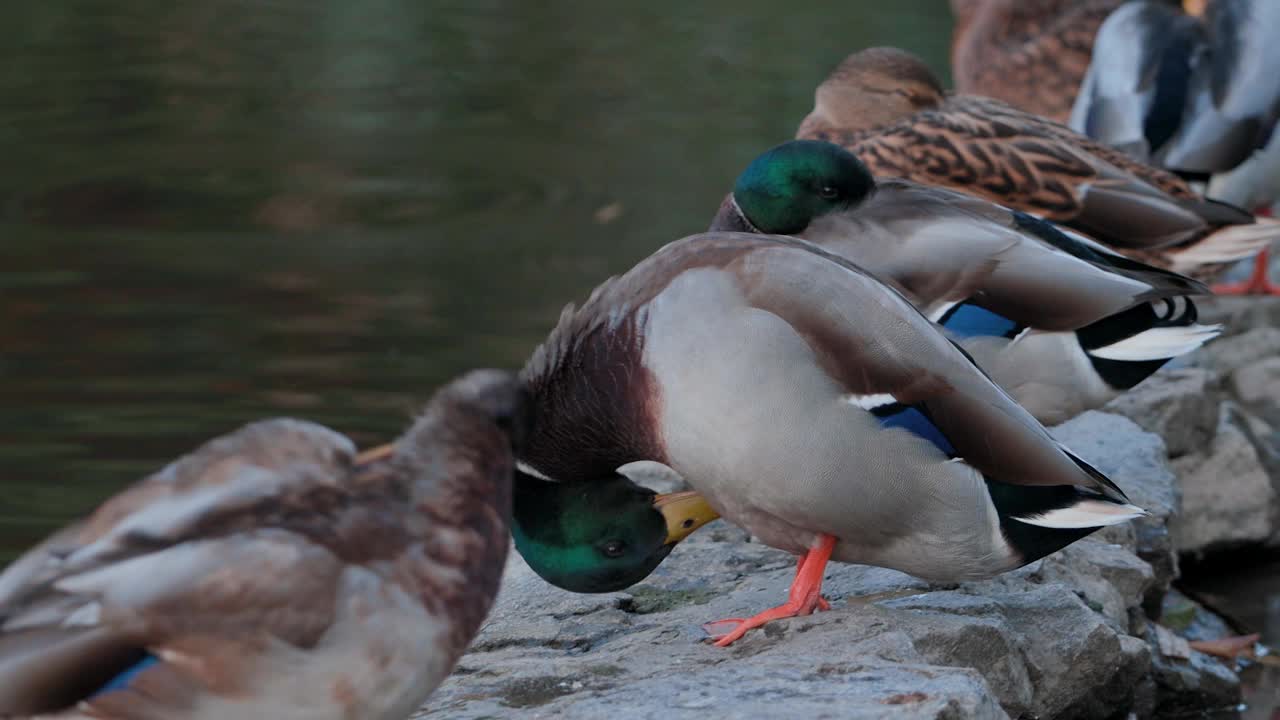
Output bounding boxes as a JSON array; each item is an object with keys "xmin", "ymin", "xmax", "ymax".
[
  {"xmin": 412, "ymin": 394, "xmax": 1256, "ymax": 718},
  {"xmin": 417, "ymin": 546, "xmax": 1009, "ymax": 720},
  {"xmin": 1052, "ymin": 412, "xmax": 1180, "ymax": 599},
  {"xmin": 1146, "ymin": 623, "xmax": 1242, "ymax": 718},
  {"xmin": 418, "ymin": 511, "xmax": 1179, "ymax": 718},
  {"xmin": 878, "ymin": 580, "xmax": 1151, "ymax": 719},
  {"xmin": 1102, "ymin": 369, "xmax": 1219, "ymax": 458},
  {"xmin": 1231, "ymin": 356, "xmax": 1280, "ymax": 406},
  {"xmin": 1196, "ymin": 296, "xmax": 1280, "ymax": 343},
  {"xmin": 1170, "ymin": 402, "xmax": 1276, "ymax": 553},
  {"xmin": 1199, "ymin": 327, "xmax": 1280, "ymax": 377},
  {"xmin": 1159, "ymin": 589, "xmax": 1235, "ymax": 644}
]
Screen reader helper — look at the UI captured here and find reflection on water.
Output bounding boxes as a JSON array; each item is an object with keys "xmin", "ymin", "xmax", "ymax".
[
  {"xmin": 0, "ymin": 0, "xmax": 953, "ymax": 548},
  {"xmin": 1182, "ymin": 556, "xmax": 1280, "ymax": 719}
]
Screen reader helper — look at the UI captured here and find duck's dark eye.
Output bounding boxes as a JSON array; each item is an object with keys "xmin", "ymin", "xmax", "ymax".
[
  {"xmin": 600, "ymin": 539, "xmax": 627, "ymax": 559},
  {"xmin": 818, "ymin": 185, "xmax": 839, "ymax": 200}
]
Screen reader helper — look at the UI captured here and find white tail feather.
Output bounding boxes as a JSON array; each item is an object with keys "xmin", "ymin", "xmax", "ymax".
[
  {"xmin": 1088, "ymin": 323, "xmax": 1221, "ymax": 361},
  {"xmin": 1167, "ymin": 219, "xmax": 1280, "ymax": 273},
  {"xmin": 1014, "ymin": 499, "xmax": 1148, "ymax": 529}
]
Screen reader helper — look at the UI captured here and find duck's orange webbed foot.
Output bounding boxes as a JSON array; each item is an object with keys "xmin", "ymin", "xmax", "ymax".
[
  {"xmin": 702, "ymin": 534, "xmax": 836, "ymax": 647},
  {"xmin": 1211, "ymin": 249, "xmax": 1280, "ymax": 296}
]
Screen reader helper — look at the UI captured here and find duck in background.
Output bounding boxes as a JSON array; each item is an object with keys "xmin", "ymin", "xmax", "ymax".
[
  {"xmin": 1070, "ymin": 0, "xmax": 1280, "ymax": 294},
  {"xmin": 709, "ymin": 140, "xmax": 1218, "ymax": 425},
  {"xmin": 0, "ymin": 369, "xmax": 528, "ymax": 720},
  {"xmin": 796, "ymin": 47, "xmax": 1278, "ymax": 282},
  {"xmin": 949, "ymin": 0, "xmax": 1126, "ymax": 123},
  {"xmin": 516, "ymin": 231, "xmax": 1145, "ymax": 647}
]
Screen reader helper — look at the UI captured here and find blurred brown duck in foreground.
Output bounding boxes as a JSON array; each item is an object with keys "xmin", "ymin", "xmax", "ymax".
[
  {"xmin": 0, "ymin": 369, "xmax": 527, "ymax": 720},
  {"xmin": 1070, "ymin": 0, "xmax": 1280, "ymax": 294},
  {"xmin": 796, "ymin": 46, "xmax": 1279, "ymax": 282},
  {"xmin": 949, "ymin": 0, "xmax": 1126, "ymax": 123}
]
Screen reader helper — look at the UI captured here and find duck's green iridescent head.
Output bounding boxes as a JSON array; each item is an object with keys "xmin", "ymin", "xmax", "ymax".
[
  {"xmin": 511, "ymin": 473, "xmax": 718, "ymax": 593},
  {"xmin": 718, "ymin": 140, "xmax": 876, "ymax": 235}
]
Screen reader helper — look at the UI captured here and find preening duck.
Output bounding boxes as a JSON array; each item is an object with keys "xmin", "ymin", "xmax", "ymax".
[
  {"xmin": 0, "ymin": 369, "xmax": 527, "ymax": 720},
  {"xmin": 516, "ymin": 231, "xmax": 1145, "ymax": 646}
]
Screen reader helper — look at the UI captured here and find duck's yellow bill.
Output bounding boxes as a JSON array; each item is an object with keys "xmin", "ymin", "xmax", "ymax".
[
  {"xmin": 1182, "ymin": 0, "xmax": 1205, "ymax": 16},
  {"xmin": 653, "ymin": 491, "xmax": 720, "ymax": 544},
  {"xmin": 355, "ymin": 443, "xmax": 395, "ymax": 466}
]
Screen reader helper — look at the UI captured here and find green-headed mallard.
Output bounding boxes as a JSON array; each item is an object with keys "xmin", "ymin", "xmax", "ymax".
[
  {"xmin": 508, "ymin": 469, "xmax": 718, "ymax": 593},
  {"xmin": 1070, "ymin": 0, "xmax": 1280, "ymax": 294},
  {"xmin": 949, "ymin": 0, "xmax": 1127, "ymax": 123},
  {"xmin": 708, "ymin": 140, "xmax": 1220, "ymax": 426},
  {"xmin": 516, "ymin": 231, "xmax": 1145, "ymax": 646},
  {"xmin": 795, "ymin": 47, "xmax": 1278, "ymax": 283},
  {"xmin": 0, "ymin": 369, "xmax": 527, "ymax": 719}
]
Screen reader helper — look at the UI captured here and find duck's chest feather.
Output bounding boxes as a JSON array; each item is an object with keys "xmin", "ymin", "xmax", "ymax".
[{"xmin": 638, "ymin": 267, "xmax": 1017, "ymax": 580}]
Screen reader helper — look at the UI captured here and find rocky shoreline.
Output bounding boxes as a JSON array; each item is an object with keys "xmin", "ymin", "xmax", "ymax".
[{"xmin": 414, "ymin": 297, "xmax": 1280, "ymax": 720}]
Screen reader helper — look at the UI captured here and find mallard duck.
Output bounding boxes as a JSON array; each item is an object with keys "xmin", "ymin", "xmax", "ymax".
[
  {"xmin": 509, "ymin": 469, "xmax": 719, "ymax": 592},
  {"xmin": 949, "ymin": 0, "xmax": 1126, "ymax": 123},
  {"xmin": 708, "ymin": 139, "xmax": 1219, "ymax": 425},
  {"xmin": 0, "ymin": 369, "xmax": 527, "ymax": 719},
  {"xmin": 795, "ymin": 47, "xmax": 1279, "ymax": 282},
  {"xmin": 517, "ymin": 231, "xmax": 1145, "ymax": 647},
  {"xmin": 1070, "ymin": 0, "xmax": 1280, "ymax": 294}
]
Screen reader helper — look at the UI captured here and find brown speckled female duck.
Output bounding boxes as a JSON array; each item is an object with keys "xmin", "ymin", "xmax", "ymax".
[
  {"xmin": 949, "ymin": 0, "xmax": 1126, "ymax": 123},
  {"xmin": 797, "ymin": 46, "xmax": 1279, "ymax": 280},
  {"xmin": 0, "ymin": 369, "xmax": 527, "ymax": 720}
]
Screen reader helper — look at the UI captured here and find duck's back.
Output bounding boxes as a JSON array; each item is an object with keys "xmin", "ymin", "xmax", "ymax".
[
  {"xmin": 540, "ymin": 233, "xmax": 1136, "ymax": 580},
  {"xmin": 951, "ymin": 0, "xmax": 1125, "ymax": 122}
]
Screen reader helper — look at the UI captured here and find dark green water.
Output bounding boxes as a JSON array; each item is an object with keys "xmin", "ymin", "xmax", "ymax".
[{"xmin": 0, "ymin": 1, "xmax": 953, "ymax": 548}]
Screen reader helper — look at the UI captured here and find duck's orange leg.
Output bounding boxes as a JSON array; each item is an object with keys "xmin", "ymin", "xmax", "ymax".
[
  {"xmin": 702, "ymin": 534, "xmax": 836, "ymax": 647},
  {"xmin": 1211, "ymin": 248, "xmax": 1280, "ymax": 296}
]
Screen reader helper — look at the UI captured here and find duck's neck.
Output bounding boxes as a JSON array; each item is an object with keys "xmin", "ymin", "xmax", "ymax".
[
  {"xmin": 520, "ymin": 302, "xmax": 667, "ymax": 481},
  {"xmin": 393, "ymin": 411, "xmax": 513, "ymax": 650}
]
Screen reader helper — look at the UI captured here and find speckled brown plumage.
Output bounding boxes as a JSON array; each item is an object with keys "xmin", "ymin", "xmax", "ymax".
[
  {"xmin": 0, "ymin": 369, "xmax": 526, "ymax": 719},
  {"xmin": 797, "ymin": 47, "xmax": 1277, "ymax": 278},
  {"xmin": 950, "ymin": 0, "xmax": 1124, "ymax": 122}
]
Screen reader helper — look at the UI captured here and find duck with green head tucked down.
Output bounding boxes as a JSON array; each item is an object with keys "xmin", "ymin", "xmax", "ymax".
[
  {"xmin": 509, "ymin": 227, "xmax": 1146, "ymax": 647},
  {"xmin": 510, "ymin": 470, "xmax": 718, "ymax": 593},
  {"xmin": 710, "ymin": 139, "xmax": 1221, "ymax": 426}
]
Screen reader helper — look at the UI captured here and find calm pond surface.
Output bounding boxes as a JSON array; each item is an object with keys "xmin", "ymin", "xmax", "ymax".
[
  {"xmin": 0, "ymin": 0, "xmax": 951, "ymax": 549},
  {"xmin": 1, "ymin": 2, "xmax": 1276, "ymax": 714}
]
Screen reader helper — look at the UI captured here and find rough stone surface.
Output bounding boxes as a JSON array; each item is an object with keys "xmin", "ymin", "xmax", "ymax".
[
  {"xmin": 1102, "ymin": 369, "xmax": 1219, "ymax": 458},
  {"xmin": 416, "ymin": 539, "xmax": 1010, "ymax": 720},
  {"xmin": 412, "ymin": 326, "xmax": 1280, "ymax": 719},
  {"xmin": 1169, "ymin": 402, "xmax": 1276, "ymax": 554},
  {"xmin": 1051, "ymin": 412, "xmax": 1180, "ymax": 603},
  {"xmin": 1196, "ymin": 327, "xmax": 1280, "ymax": 377},
  {"xmin": 1147, "ymin": 624, "xmax": 1242, "ymax": 718},
  {"xmin": 1232, "ymin": 357, "xmax": 1280, "ymax": 407},
  {"xmin": 1196, "ymin": 296, "xmax": 1280, "ymax": 338},
  {"xmin": 417, "ymin": 410, "xmax": 1235, "ymax": 719}
]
